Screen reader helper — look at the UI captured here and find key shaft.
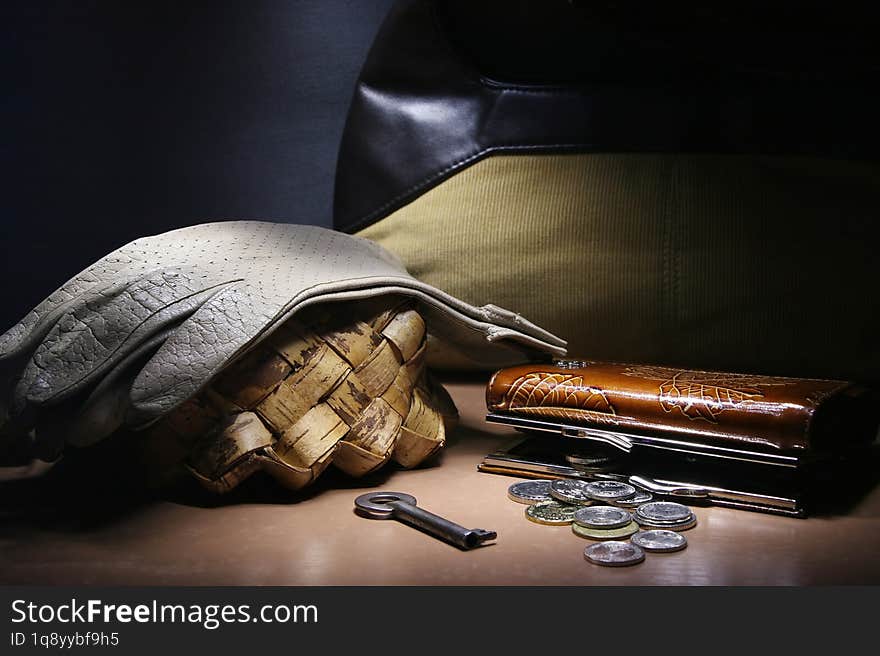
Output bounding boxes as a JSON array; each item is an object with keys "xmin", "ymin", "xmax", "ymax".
[
  {"xmin": 387, "ymin": 499, "xmax": 496, "ymax": 549},
  {"xmin": 354, "ymin": 491, "xmax": 496, "ymax": 550}
]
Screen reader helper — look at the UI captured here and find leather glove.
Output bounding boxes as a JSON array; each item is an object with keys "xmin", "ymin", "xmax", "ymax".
[{"xmin": 0, "ymin": 221, "xmax": 565, "ymax": 463}]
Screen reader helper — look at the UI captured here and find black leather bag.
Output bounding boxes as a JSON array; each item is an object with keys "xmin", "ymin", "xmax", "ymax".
[{"xmin": 334, "ymin": 0, "xmax": 880, "ymax": 381}]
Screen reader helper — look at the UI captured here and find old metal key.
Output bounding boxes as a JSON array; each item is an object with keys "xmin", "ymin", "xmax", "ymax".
[{"xmin": 354, "ymin": 491, "xmax": 496, "ymax": 550}]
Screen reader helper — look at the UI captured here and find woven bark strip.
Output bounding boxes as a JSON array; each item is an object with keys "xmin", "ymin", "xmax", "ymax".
[
  {"xmin": 163, "ymin": 396, "xmax": 222, "ymax": 441},
  {"xmin": 145, "ymin": 297, "xmax": 457, "ymax": 492},
  {"xmin": 393, "ymin": 425, "xmax": 444, "ymax": 468},
  {"xmin": 419, "ymin": 373, "xmax": 459, "ymax": 430},
  {"xmin": 254, "ymin": 379, "xmax": 312, "ymax": 434},
  {"xmin": 393, "ymin": 387, "xmax": 446, "ymax": 468},
  {"xmin": 212, "ymin": 348, "xmax": 292, "ymax": 409},
  {"xmin": 354, "ymin": 341, "xmax": 399, "ymax": 397},
  {"xmin": 322, "ymin": 320, "xmax": 385, "ymax": 368},
  {"xmin": 188, "ymin": 412, "xmax": 273, "ymax": 480},
  {"xmin": 381, "ymin": 309, "xmax": 426, "ymax": 361},
  {"xmin": 403, "ymin": 342, "xmax": 427, "ymax": 388},
  {"xmin": 268, "ymin": 321, "xmax": 321, "ymax": 366},
  {"xmin": 344, "ymin": 397, "xmax": 402, "ymax": 454},
  {"xmin": 324, "ymin": 373, "xmax": 372, "ymax": 425},
  {"xmin": 275, "ymin": 404, "xmax": 348, "ymax": 468},
  {"xmin": 257, "ymin": 449, "xmax": 323, "ymax": 489},
  {"xmin": 380, "ymin": 367, "xmax": 414, "ymax": 418},
  {"xmin": 283, "ymin": 342, "xmax": 349, "ymax": 399}
]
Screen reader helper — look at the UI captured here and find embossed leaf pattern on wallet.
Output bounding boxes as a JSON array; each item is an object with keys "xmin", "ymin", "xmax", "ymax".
[{"xmin": 486, "ymin": 362, "xmax": 879, "ymax": 459}]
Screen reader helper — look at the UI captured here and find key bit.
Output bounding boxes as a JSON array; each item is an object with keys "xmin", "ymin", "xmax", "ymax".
[{"xmin": 354, "ymin": 491, "xmax": 497, "ymax": 550}]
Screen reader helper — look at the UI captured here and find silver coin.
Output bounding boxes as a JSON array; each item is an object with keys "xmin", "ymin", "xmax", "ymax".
[
  {"xmin": 634, "ymin": 515, "xmax": 697, "ymax": 531},
  {"xmin": 572, "ymin": 521, "xmax": 640, "ymax": 541},
  {"xmin": 573, "ymin": 505, "xmax": 633, "ymax": 529},
  {"xmin": 549, "ymin": 479, "xmax": 596, "ymax": 505},
  {"xmin": 565, "ymin": 456, "xmax": 619, "ymax": 474},
  {"xmin": 635, "ymin": 501, "xmax": 693, "ymax": 524},
  {"xmin": 613, "ymin": 490, "xmax": 653, "ymax": 507},
  {"xmin": 525, "ymin": 500, "xmax": 580, "ymax": 525},
  {"xmin": 507, "ymin": 480, "xmax": 553, "ymax": 504},
  {"xmin": 584, "ymin": 480, "xmax": 637, "ymax": 501},
  {"xmin": 631, "ymin": 530, "xmax": 688, "ymax": 553},
  {"xmin": 564, "ymin": 449, "xmax": 619, "ymax": 467},
  {"xmin": 564, "ymin": 453, "xmax": 615, "ymax": 467},
  {"xmin": 633, "ymin": 510, "xmax": 695, "ymax": 526},
  {"xmin": 583, "ymin": 541, "xmax": 646, "ymax": 567}
]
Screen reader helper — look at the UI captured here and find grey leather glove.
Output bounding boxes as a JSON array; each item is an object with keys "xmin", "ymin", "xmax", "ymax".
[{"xmin": 0, "ymin": 221, "xmax": 565, "ymax": 457}]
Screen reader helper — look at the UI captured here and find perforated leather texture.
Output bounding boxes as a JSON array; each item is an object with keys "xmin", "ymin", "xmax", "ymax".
[{"xmin": 0, "ymin": 221, "xmax": 564, "ymax": 451}]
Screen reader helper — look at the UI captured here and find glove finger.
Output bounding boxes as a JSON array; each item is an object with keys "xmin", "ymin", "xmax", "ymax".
[
  {"xmin": 0, "ymin": 324, "xmax": 178, "ymax": 461},
  {"xmin": 12, "ymin": 270, "xmax": 233, "ymax": 412},
  {"xmin": 0, "ymin": 268, "xmax": 156, "ymax": 415},
  {"xmin": 64, "ymin": 325, "xmax": 181, "ymax": 447},
  {"xmin": 0, "ymin": 238, "xmax": 151, "ymax": 362},
  {"xmin": 128, "ymin": 281, "xmax": 276, "ymax": 424}
]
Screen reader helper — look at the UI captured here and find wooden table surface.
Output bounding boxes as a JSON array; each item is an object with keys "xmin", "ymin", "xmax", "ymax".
[{"xmin": 2, "ymin": 381, "xmax": 879, "ymax": 586}]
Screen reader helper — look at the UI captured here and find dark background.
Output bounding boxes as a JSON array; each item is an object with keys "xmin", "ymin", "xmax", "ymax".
[{"xmin": 1, "ymin": 0, "xmax": 393, "ymax": 331}]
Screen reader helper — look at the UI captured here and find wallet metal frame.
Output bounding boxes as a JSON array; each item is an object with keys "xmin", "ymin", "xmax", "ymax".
[
  {"xmin": 485, "ymin": 412, "xmax": 802, "ymax": 468},
  {"xmin": 478, "ymin": 435, "xmax": 806, "ymax": 517}
]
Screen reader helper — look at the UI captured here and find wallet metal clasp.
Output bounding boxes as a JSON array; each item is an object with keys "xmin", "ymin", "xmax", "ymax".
[
  {"xmin": 477, "ymin": 435, "xmax": 809, "ymax": 516},
  {"xmin": 486, "ymin": 412, "xmax": 801, "ymax": 468}
]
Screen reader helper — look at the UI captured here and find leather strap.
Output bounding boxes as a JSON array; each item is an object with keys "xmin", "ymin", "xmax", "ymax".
[{"xmin": 334, "ymin": 0, "xmax": 880, "ymax": 233}]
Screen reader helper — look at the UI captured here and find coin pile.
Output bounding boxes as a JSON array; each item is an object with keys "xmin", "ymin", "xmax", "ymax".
[
  {"xmin": 508, "ymin": 479, "xmax": 694, "ymax": 567},
  {"xmin": 572, "ymin": 505, "xmax": 639, "ymax": 541},
  {"xmin": 633, "ymin": 501, "xmax": 697, "ymax": 531}
]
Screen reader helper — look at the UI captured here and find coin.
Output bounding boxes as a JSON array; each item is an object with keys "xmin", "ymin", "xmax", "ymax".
[
  {"xmin": 634, "ymin": 515, "xmax": 697, "ymax": 531},
  {"xmin": 549, "ymin": 479, "xmax": 596, "ymax": 505},
  {"xmin": 584, "ymin": 480, "xmax": 637, "ymax": 501},
  {"xmin": 573, "ymin": 505, "xmax": 633, "ymax": 529},
  {"xmin": 634, "ymin": 511, "xmax": 695, "ymax": 526},
  {"xmin": 508, "ymin": 480, "xmax": 553, "ymax": 504},
  {"xmin": 631, "ymin": 530, "xmax": 688, "ymax": 553},
  {"xmin": 564, "ymin": 452, "xmax": 617, "ymax": 468},
  {"xmin": 613, "ymin": 490, "xmax": 653, "ymax": 507},
  {"xmin": 525, "ymin": 500, "xmax": 580, "ymax": 525},
  {"xmin": 583, "ymin": 541, "xmax": 645, "ymax": 567},
  {"xmin": 635, "ymin": 501, "xmax": 693, "ymax": 524},
  {"xmin": 572, "ymin": 521, "xmax": 640, "ymax": 541},
  {"xmin": 564, "ymin": 445, "xmax": 620, "ymax": 471}
]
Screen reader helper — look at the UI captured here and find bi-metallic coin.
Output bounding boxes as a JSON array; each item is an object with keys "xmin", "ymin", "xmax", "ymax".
[
  {"xmin": 631, "ymin": 530, "xmax": 688, "ymax": 553},
  {"xmin": 573, "ymin": 505, "xmax": 633, "ymax": 529},
  {"xmin": 583, "ymin": 541, "xmax": 646, "ymax": 567},
  {"xmin": 525, "ymin": 500, "xmax": 580, "ymax": 525},
  {"xmin": 584, "ymin": 480, "xmax": 637, "ymax": 501},
  {"xmin": 549, "ymin": 479, "xmax": 596, "ymax": 505},
  {"xmin": 572, "ymin": 521, "xmax": 640, "ymax": 541},
  {"xmin": 508, "ymin": 480, "xmax": 554, "ymax": 504}
]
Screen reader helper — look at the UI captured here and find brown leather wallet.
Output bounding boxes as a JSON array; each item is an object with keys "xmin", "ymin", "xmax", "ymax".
[{"xmin": 485, "ymin": 360, "xmax": 879, "ymax": 468}]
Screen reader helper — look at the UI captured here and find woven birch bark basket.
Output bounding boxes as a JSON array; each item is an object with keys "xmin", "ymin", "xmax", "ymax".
[{"xmin": 136, "ymin": 297, "xmax": 457, "ymax": 493}]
